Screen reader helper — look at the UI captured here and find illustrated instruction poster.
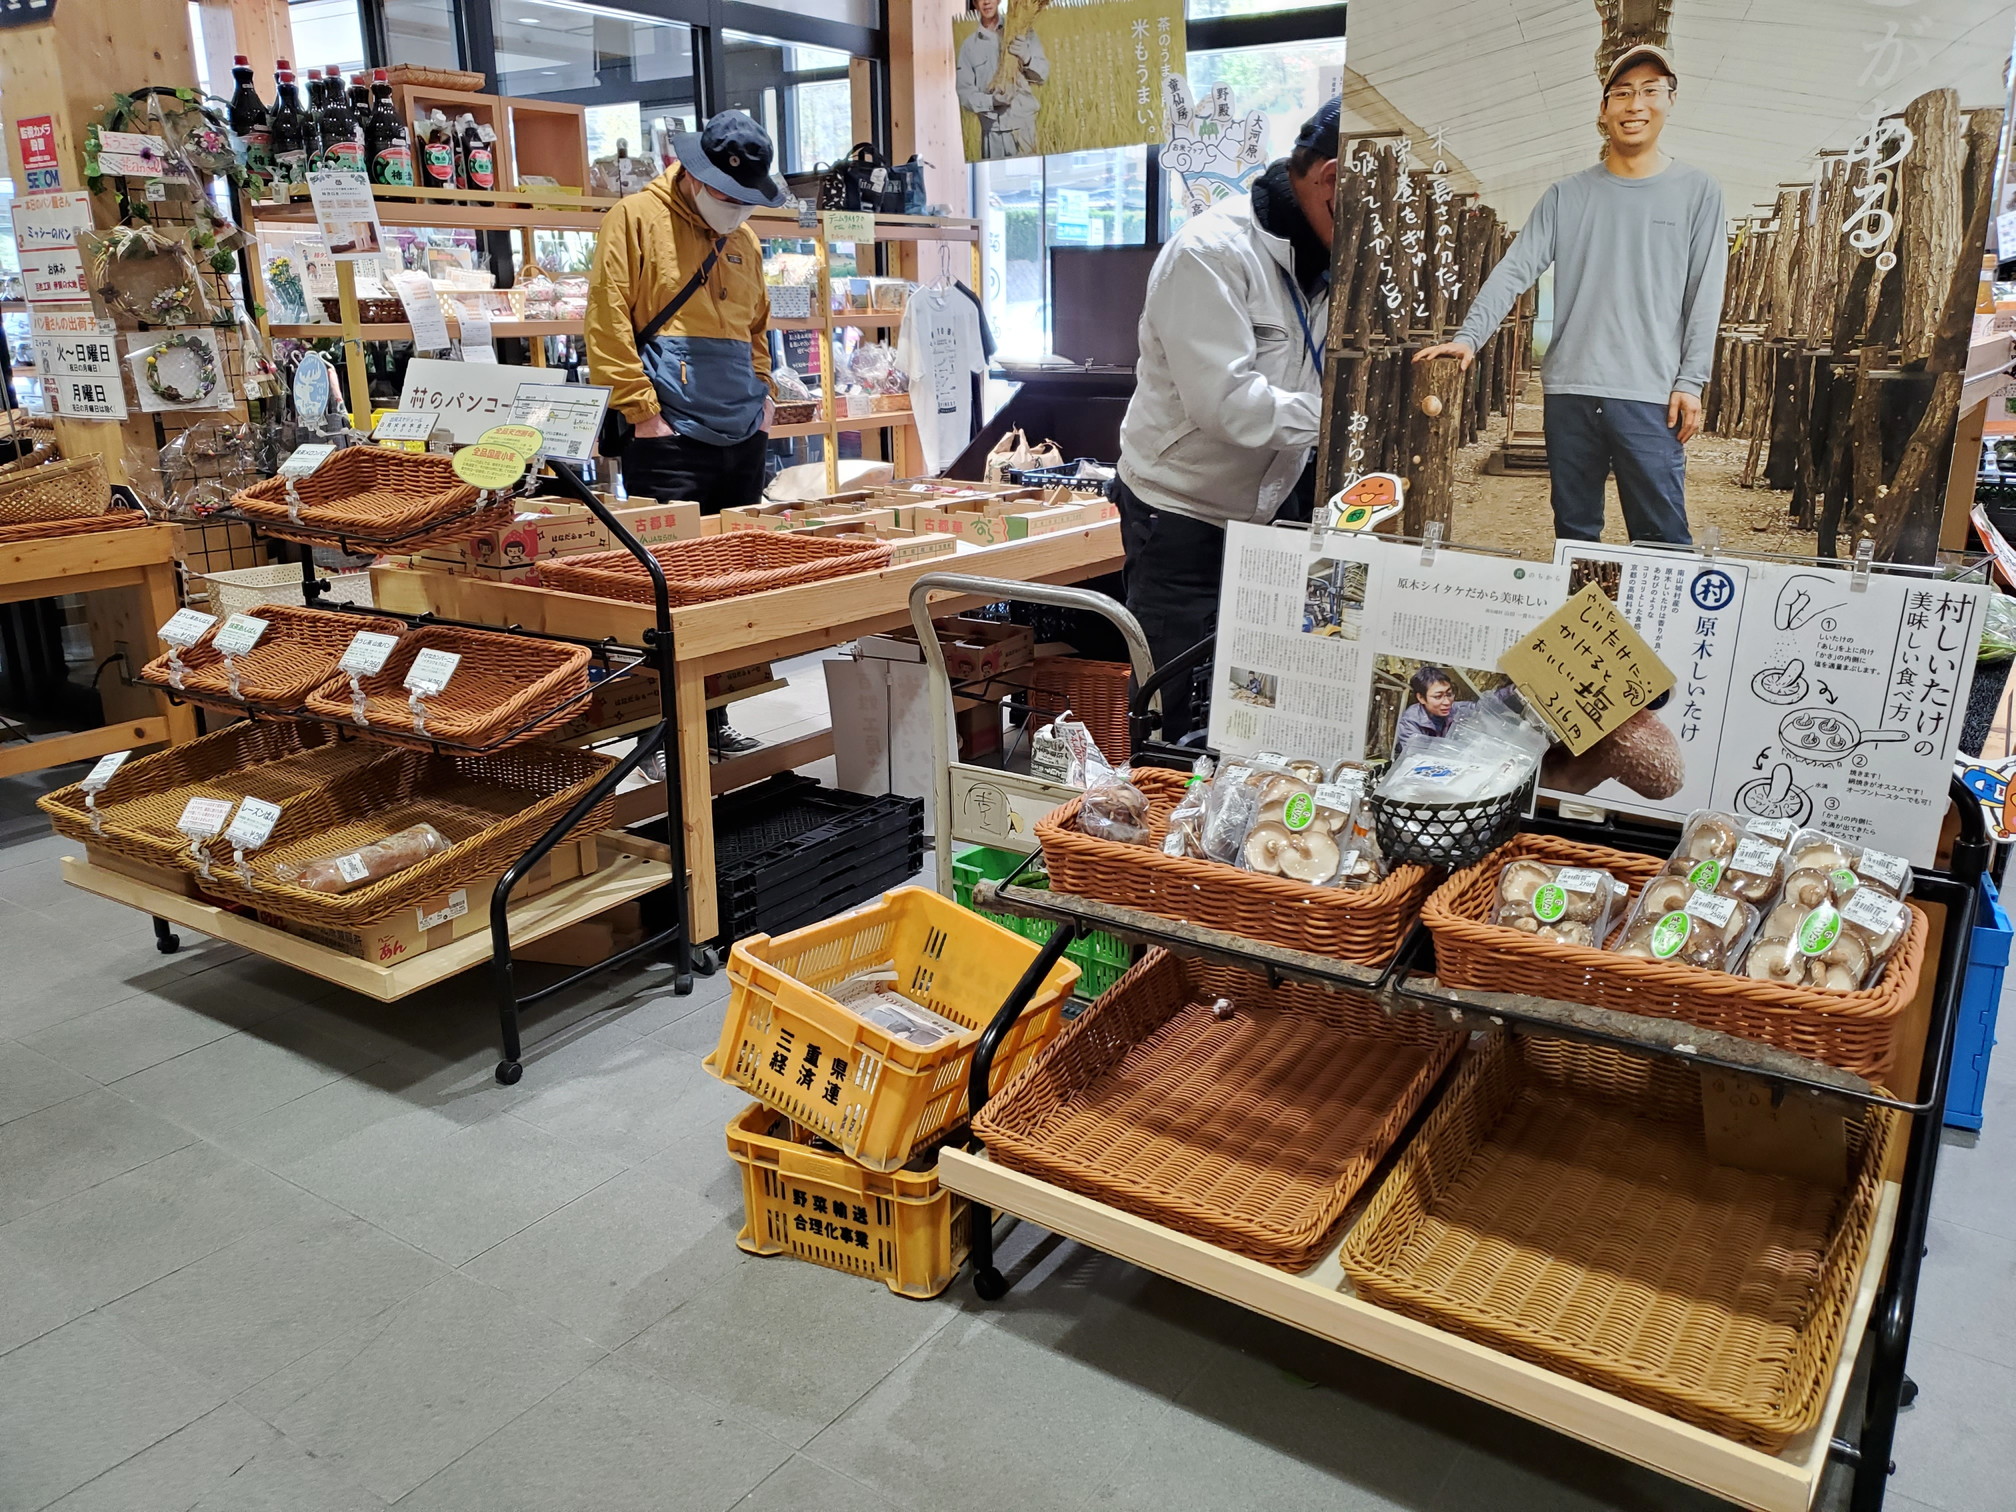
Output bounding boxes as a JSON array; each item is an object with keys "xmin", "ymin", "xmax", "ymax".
[
  {"xmin": 1209, "ymin": 524, "xmax": 1568, "ymax": 763},
  {"xmin": 1547, "ymin": 544, "xmax": 1986, "ymax": 865}
]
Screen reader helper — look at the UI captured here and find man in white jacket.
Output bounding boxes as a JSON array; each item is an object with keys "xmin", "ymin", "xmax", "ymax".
[
  {"xmin": 956, "ymin": 0, "xmax": 1048, "ymax": 160},
  {"xmin": 1117, "ymin": 98, "xmax": 1339, "ymax": 737}
]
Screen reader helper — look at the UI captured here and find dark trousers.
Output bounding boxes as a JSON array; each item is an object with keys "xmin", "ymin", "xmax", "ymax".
[
  {"xmin": 620, "ymin": 430, "xmax": 767, "ymax": 515},
  {"xmin": 1543, "ymin": 393, "xmax": 1691, "ymax": 545}
]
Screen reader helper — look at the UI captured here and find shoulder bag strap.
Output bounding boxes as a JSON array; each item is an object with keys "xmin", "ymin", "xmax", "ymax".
[{"xmin": 636, "ymin": 227, "xmax": 728, "ymax": 345}]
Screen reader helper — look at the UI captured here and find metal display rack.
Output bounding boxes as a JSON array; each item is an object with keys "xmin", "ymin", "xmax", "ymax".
[
  {"xmin": 69, "ymin": 460, "xmax": 708, "ymax": 1085},
  {"xmin": 905, "ymin": 572, "xmax": 1987, "ymax": 1512}
]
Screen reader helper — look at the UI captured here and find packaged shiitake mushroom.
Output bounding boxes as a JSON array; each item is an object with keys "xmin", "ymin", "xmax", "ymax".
[
  {"xmin": 1782, "ymin": 830, "xmax": 1914, "ymax": 903},
  {"xmin": 1493, "ymin": 858, "xmax": 1624, "ymax": 946},
  {"xmin": 1613, "ymin": 875, "xmax": 1759, "ymax": 973},
  {"xmin": 1741, "ymin": 884, "xmax": 1910, "ymax": 992},
  {"xmin": 1239, "ymin": 769, "xmax": 1368, "ymax": 886},
  {"xmin": 1657, "ymin": 809, "xmax": 1782, "ymax": 900}
]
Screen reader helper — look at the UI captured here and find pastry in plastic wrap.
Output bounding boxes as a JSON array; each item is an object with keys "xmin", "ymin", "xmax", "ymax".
[
  {"xmin": 279, "ymin": 823, "xmax": 450, "ymax": 894},
  {"xmin": 1493, "ymin": 858, "xmax": 1625, "ymax": 946}
]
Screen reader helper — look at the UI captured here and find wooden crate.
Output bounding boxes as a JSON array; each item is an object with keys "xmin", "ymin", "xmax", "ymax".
[{"xmin": 503, "ymin": 97, "xmax": 589, "ymax": 193}]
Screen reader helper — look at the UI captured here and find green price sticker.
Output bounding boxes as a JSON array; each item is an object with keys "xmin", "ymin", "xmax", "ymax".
[
  {"xmin": 1797, "ymin": 908, "xmax": 1841, "ymax": 957},
  {"xmin": 1283, "ymin": 792, "xmax": 1315, "ymax": 831},
  {"xmin": 1649, "ymin": 911, "xmax": 1692, "ymax": 960},
  {"xmin": 1686, "ymin": 857, "xmax": 1723, "ymax": 891}
]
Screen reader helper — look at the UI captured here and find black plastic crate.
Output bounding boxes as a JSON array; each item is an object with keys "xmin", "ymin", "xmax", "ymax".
[
  {"xmin": 719, "ymin": 818, "xmax": 923, "ymax": 928},
  {"xmin": 731, "ymin": 832, "xmax": 925, "ymax": 940}
]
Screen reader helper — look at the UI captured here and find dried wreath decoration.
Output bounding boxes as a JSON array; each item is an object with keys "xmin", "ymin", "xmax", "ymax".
[
  {"xmin": 145, "ymin": 331, "xmax": 219, "ymax": 406},
  {"xmin": 81, "ymin": 224, "xmax": 215, "ymax": 325}
]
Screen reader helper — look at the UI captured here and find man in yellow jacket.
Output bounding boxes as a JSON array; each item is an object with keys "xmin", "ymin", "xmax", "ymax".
[{"xmin": 587, "ymin": 110, "xmax": 786, "ymax": 516}]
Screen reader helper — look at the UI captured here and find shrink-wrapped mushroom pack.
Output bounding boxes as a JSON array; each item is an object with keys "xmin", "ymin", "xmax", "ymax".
[{"xmin": 1492, "ymin": 859, "xmax": 1625, "ymax": 946}]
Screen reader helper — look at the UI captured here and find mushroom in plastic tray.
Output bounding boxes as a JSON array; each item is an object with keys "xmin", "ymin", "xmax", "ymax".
[
  {"xmin": 1236, "ymin": 764, "xmax": 1382, "ymax": 887},
  {"xmin": 1493, "ymin": 858, "xmax": 1625, "ymax": 946},
  {"xmin": 1657, "ymin": 810, "xmax": 1785, "ymax": 904},
  {"xmin": 1743, "ymin": 861, "xmax": 1912, "ymax": 993},
  {"xmin": 1614, "ymin": 875, "xmax": 1758, "ymax": 972},
  {"xmin": 1781, "ymin": 832, "xmax": 1914, "ymax": 902}
]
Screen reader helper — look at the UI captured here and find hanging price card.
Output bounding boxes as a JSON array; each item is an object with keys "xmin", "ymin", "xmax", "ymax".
[
  {"xmin": 278, "ymin": 442, "xmax": 335, "ymax": 479},
  {"xmin": 338, "ymin": 630, "xmax": 399, "ymax": 677},
  {"xmin": 81, "ymin": 750, "xmax": 131, "ymax": 792},
  {"xmin": 176, "ymin": 796, "xmax": 234, "ymax": 838},
  {"xmin": 212, "ymin": 614, "xmax": 269, "ymax": 657},
  {"xmin": 822, "ymin": 210, "xmax": 874, "ymax": 243},
  {"xmin": 157, "ymin": 607, "xmax": 217, "ymax": 647},
  {"xmin": 224, "ymin": 796, "xmax": 283, "ymax": 851},
  {"xmin": 404, "ymin": 647, "xmax": 461, "ymax": 695},
  {"xmin": 373, "ymin": 409, "xmax": 441, "ymax": 442}
]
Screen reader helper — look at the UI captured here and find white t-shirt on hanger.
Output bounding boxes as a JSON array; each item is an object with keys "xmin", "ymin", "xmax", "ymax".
[{"xmin": 897, "ymin": 286, "xmax": 988, "ymax": 476}]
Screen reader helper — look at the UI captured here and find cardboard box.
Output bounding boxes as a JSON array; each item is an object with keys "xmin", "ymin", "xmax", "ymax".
[
  {"xmin": 259, "ymin": 835, "xmax": 600, "ymax": 963},
  {"xmin": 415, "ymin": 500, "xmax": 701, "ymax": 581},
  {"xmin": 793, "ymin": 518, "xmax": 958, "ymax": 564},
  {"xmin": 719, "ymin": 501, "xmax": 903, "ymax": 534},
  {"xmin": 516, "ymin": 902, "xmax": 645, "ymax": 966},
  {"xmin": 707, "ymin": 662, "xmax": 775, "ymax": 699},
  {"xmin": 869, "ymin": 616, "xmax": 1033, "ymax": 681}
]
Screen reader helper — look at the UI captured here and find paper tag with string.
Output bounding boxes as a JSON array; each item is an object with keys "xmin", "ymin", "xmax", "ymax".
[
  {"xmin": 156, "ymin": 607, "xmax": 216, "ymax": 691},
  {"xmin": 223, "ymin": 796, "xmax": 282, "ymax": 884},
  {"xmin": 211, "ymin": 613, "xmax": 268, "ymax": 701},
  {"xmin": 79, "ymin": 749, "xmax": 131, "ymax": 835}
]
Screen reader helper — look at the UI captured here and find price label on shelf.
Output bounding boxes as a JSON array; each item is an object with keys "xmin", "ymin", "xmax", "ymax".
[
  {"xmin": 404, "ymin": 647, "xmax": 461, "ymax": 696},
  {"xmin": 458, "ymin": 311, "xmax": 496, "ymax": 362},
  {"xmin": 337, "ymin": 630, "xmax": 399, "ymax": 678},
  {"xmin": 373, "ymin": 409, "xmax": 440, "ymax": 443},
  {"xmin": 212, "ymin": 613, "xmax": 269, "ymax": 657},
  {"xmin": 175, "ymin": 796, "xmax": 234, "ymax": 839},
  {"xmin": 278, "ymin": 442, "xmax": 335, "ymax": 479},
  {"xmin": 822, "ymin": 210, "xmax": 874, "ymax": 243},
  {"xmin": 81, "ymin": 750, "xmax": 131, "ymax": 793},
  {"xmin": 225, "ymin": 796, "xmax": 283, "ymax": 851},
  {"xmin": 157, "ymin": 607, "xmax": 217, "ymax": 647}
]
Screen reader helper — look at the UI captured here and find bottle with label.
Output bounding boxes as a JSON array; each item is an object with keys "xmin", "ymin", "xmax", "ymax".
[
  {"xmin": 418, "ymin": 110, "xmax": 458, "ymax": 192},
  {"xmin": 317, "ymin": 64, "xmax": 362, "ymax": 173},
  {"xmin": 302, "ymin": 68, "xmax": 328, "ymax": 169},
  {"xmin": 269, "ymin": 62, "xmax": 310, "ymax": 186},
  {"xmin": 459, "ymin": 114, "xmax": 496, "ymax": 192},
  {"xmin": 367, "ymin": 69, "xmax": 414, "ymax": 186},
  {"xmin": 227, "ymin": 54, "xmax": 272, "ymax": 187}
]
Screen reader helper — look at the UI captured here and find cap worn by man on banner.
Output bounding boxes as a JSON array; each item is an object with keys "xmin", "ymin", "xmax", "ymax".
[
  {"xmin": 585, "ymin": 108, "xmax": 789, "ymax": 755},
  {"xmin": 1415, "ymin": 44, "xmax": 1726, "ymax": 547},
  {"xmin": 1114, "ymin": 96, "xmax": 1340, "ymax": 739}
]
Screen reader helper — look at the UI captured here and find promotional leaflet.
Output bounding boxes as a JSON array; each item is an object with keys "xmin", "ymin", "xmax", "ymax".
[{"xmin": 1207, "ymin": 524, "xmax": 1568, "ymax": 762}]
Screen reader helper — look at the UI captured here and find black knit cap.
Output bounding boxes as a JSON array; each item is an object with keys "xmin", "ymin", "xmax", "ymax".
[{"xmin": 1293, "ymin": 96, "xmax": 1342, "ymax": 160}]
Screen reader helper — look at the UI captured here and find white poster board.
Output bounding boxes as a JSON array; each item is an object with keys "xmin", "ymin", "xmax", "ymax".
[{"xmin": 397, "ymin": 358, "xmax": 542, "ymax": 443}]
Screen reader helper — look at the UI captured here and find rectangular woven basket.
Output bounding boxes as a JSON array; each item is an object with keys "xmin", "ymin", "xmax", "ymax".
[
  {"xmin": 1036, "ymin": 767, "xmax": 1434, "ymax": 966},
  {"xmin": 997, "ymin": 657, "xmax": 1132, "ymax": 765},
  {"xmin": 0, "ymin": 454, "xmax": 108, "ymax": 524},
  {"xmin": 301, "ymin": 623, "xmax": 592, "ymax": 750},
  {"xmin": 0, "ymin": 510, "xmax": 148, "ymax": 546},
  {"xmin": 139, "ymin": 603, "xmax": 409, "ymax": 712},
  {"xmin": 537, "ymin": 531, "xmax": 892, "ymax": 606},
  {"xmin": 229, "ymin": 447, "xmax": 511, "ymax": 549},
  {"xmin": 1421, "ymin": 834, "xmax": 1927, "ymax": 1082},
  {"xmin": 1338, "ymin": 1033, "xmax": 1894, "ymax": 1449},
  {"xmin": 38, "ymin": 723, "xmax": 380, "ymax": 870},
  {"xmin": 975, "ymin": 949, "xmax": 1462, "ymax": 1269},
  {"xmin": 193, "ymin": 744, "xmax": 617, "ymax": 926}
]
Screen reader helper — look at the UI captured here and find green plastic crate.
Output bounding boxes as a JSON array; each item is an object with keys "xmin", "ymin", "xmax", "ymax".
[{"xmin": 952, "ymin": 846, "xmax": 1134, "ymax": 998}]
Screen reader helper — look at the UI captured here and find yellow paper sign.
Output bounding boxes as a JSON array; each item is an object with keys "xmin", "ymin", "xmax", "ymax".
[
  {"xmin": 477, "ymin": 423, "xmax": 545, "ymax": 458},
  {"xmin": 451, "ymin": 441, "xmax": 529, "ymax": 490},
  {"xmin": 1497, "ymin": 581, "xmax": 1676, "ymax": 756},
  {"xmin": 822, "ymin": 210, "xmax": 875, "ymax": 243}
]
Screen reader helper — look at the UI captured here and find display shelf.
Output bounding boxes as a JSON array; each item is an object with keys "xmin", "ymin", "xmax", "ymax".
[
  {"xmin": 267, "ymin": 318, "xmax": 586, "ymax": 342},
  {"xmin": 831, "ymin": 408, "xmax": 914, "ymax": 432},
  {"xmin": 249, "ymin": 181, "xmax": 615, "ymax": 231},
  {"xmin": 938, "ymin": 1148, "xmax": 1895, "ymax": 1512},
  {"xmin": 60, "ymin": 847, "xmax": 669, "ymax": 1002}
]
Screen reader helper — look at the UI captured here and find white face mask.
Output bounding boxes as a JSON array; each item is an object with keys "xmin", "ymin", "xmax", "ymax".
[{"xmin": 695, "ymin": 186, "xmax": 755, "ymax": 234}]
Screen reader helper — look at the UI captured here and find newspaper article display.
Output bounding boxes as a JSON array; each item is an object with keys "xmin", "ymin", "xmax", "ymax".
[
  {"xmin": 1546, "ymin": 545, "xmax": 1985, "ymax": 865},
  {"xmin": 1209, "ymin": 525, "xmax": 1568, "ymax": 762}
]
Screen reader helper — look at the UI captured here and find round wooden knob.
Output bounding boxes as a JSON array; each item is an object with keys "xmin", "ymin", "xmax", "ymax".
[{"xmin": 1420, "ymin": 395, "xmax": 1445, "ymax": 417}]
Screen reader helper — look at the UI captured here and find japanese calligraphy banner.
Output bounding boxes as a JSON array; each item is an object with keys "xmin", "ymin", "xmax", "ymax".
[
  {"xmin": 1546, "ymin": 544, "xmax": 1986, "ymax": 866},
  {"xmin": 954, "ymin": 0, "xmax": 1185, "ymax": 164}
]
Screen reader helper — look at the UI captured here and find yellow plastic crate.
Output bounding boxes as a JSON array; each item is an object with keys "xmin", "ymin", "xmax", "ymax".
[
  {"xmin": 706, "ymin": 886, "xmax": 1078, "ymax": 1172},
  {"xmin": 726, "ymin": 1102, "xmax": 969, "ymax": 1299}
]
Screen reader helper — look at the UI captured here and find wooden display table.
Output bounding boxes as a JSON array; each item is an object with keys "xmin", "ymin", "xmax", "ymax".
[
  {"xmin": 372, "ymin": 520, "xmax": 1125, "ymax": 941},
  {"xmin": 0, "ymin": 524, "xmax": 197, "ymax": 779}
]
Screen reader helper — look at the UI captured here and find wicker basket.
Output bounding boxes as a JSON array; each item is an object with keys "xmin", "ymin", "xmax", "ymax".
[
  {"xmin": 537, "ymin": 531, "xmax": 891, "ymax": 606},
  {"xmin": 384, "ymin": 64, "xmax": 489, "ymax": 92},
  {"xmin": 0, "ymin": 510, "xmax": 148, "ymax": 546},
  {"xmin": 0, "ymin": 454, "xmax": 108, "ymax": 524},
  {"xmin": 194, "ymin": 744, "xmax": 618, "ymax": 926},
  {"xmin": 0, "ymin": 437, "xmax": 58, "ymax": 478},
  {"xmin": 770, "ymin": 401, "xmax": 819, "ymax": 427},
  {"xmin": 138, "ymin": 603, "xmax": 409, "ymax": 712},
  {"xmin": 302, "ymin": 624, "xmax": 593, "ymax": 750},
  {"xmin": 977, "ymin": 950, "xmax": 1462, "ymax": 1268},
  {"xmin": 38, "ymin": 722, "xmax": 377, "ymax": 869},
  {"xmin": 1036, "ymin": 767, "xmax": 1434, "ymax": 966},
  {"xmin": 999, "ymin": 657, "xmax": 1131, "ymax": 764},
  {"xmin": 319, "ymin": 296, "xmax": 407, "ymax": 325},
  {"xmin": 1339, "ymin": 1033, "xmax": 1894, "ymax": 1449},
  {"xmin": 229, "ymin": 447, "xmax": 510, "ymax": 549},
  {"xmin": 1422, "ymin": 834, "xmax": 1928, "ymax": 1081},
  {"xmin": 869, "ymin": 395, "xmax": 911, "ymax": 415}
]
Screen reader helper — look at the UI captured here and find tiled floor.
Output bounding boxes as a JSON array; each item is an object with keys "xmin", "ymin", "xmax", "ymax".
[{"xmin": 2, "ymin": 741, "xmax": 2013, "ymax": 1511}]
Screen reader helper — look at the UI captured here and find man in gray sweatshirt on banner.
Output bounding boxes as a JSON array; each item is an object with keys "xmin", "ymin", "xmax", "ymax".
[{"xmin": 1416, "ymin": 43, "xmax": 1725, "ymax": 545}]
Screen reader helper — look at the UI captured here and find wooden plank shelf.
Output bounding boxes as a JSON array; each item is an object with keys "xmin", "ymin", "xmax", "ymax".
[
  {"xmin": 938, "ymin": 1147, "xmax": 1896, "ymax": 1512},
  {"xmin": 267, "ymin": 318, "xmax": 586, "ymax": 342}
]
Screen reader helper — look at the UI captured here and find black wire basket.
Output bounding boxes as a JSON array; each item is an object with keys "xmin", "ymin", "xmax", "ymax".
[{"xmin": 1367, "ymin": 777, "xmax": 1535, "ymax": 870}]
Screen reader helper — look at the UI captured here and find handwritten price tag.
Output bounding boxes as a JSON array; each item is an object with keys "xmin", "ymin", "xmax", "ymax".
[
  {"xmin": 1497, "ymin": 582, "xmax": 1675, "ymax": 756},
  {"xmin": 404, "ymin": 647, "xmax": 460, "ymax": 695},
  {"xmin": 224, "ymin": 796, "xmax": 283, "ymax": 850},
  {"xmin": 338, "ymin": 630, "xmax": 399, "ymax": 677},
  {"xmin": 176, "ymin": 796, "xmax": 234, "ymax": 838},
  {"xmin": 212, "ymin": 614, "xmax": 269, "ymax": 657},
  {"xmin": 81, "ymin": 750, "xmax": 131, "ymax": 792},
  {"xmin": 157, "ymin": 608, "xmax": 217, "ymax": 647}
]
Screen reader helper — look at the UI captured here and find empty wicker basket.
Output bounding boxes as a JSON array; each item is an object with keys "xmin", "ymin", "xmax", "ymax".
[
  {"xmin": 0, "ymin": 454, "xmax": 108, "ymax": 525},
  {"xmin": 977, "ymin": 950, "xmax": 1462, "ymax": 1269},
  {"xmin": 1339, "ymin": 1033, "xmax": 1894, "ymax": 1449},
  {"xmin": 228, "ymin": 447, "xmax": 510, "ymax": 548},
  {"xmin": 139, "ymin": 603, "xmax": 409, "ymax": 711},
  {"xmin": 537, "ymin": 530, "xmax": 891, "ymax": 606},
  {"xmin": 302, "ymin": 624, "xmax": 594, "ymax": 750}
]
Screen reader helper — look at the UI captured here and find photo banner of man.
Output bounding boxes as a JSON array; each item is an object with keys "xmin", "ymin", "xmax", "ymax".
[{"xmin": 955, "ymin": 0, "xmax": 1186, "ymax": 163}]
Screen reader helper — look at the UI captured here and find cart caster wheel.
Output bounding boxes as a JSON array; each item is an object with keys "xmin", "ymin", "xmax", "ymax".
[
  {"xmin": 973, "ymin": 1267, "xmax": 1009, "ymax": 1302},
  {"xmin": 673, "ymin": 972, "xmax": 695, "ymax": 997},
  {"xmin": 693, "ymin": 947, "xmax": 719, "ymax": 975},
  {"xmin": 1901, "ymin": 1375, "xmax": 1919, "ymax": 1409},
  {"xmin": 155, "ymin": 932, "xmax": 181, "ymax": 955},
  {"xmin": 495, "ymin": 1060, "xmax": 523, "ymax": 1086}
]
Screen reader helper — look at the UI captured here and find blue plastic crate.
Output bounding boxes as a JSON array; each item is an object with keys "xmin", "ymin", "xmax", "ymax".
[{"xmin": 1946, "ymin": 874, "xmax": 2010, "ymax": 1130}]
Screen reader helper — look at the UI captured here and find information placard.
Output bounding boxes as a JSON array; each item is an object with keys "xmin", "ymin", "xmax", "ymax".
[{"xmin": 509, "ymin": 381, "xmax": 610, "ymax": 464}]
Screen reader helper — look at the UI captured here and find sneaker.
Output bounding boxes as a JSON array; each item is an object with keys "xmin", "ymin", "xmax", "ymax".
[{"xmin": 709, "ymin": 721, "xmax": 762, "ymax": 757}]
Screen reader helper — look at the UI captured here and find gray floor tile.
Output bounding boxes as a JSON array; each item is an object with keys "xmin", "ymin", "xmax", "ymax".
[
  {"xmin": 0, "ymin": 1039, "xmax": 95, "ymax": 1123},
  {"xmin": 502, "ymin": 1030, "xmax": 751, "ymax": 1168},
  {"xmin": 108, "ymin": 1209, "xmax": 449, "ymax": 1395},
  {"xmin": 1429, "ymin": 1419, "xmax": 1730, "ymax": 1512},
  {"xmin": 1889, "ymin": 1338, "xmax": 2016, "ymax": 1511},
  {"xmin": 182, "ymin": 1428, "xmax": 392, "ymax": 1511},
  {"xmin": 282, "ymin": 1109, "xmax": 625, "ymax": 1266},
  {"xmin": 1, "ymin": 1141, "xmax": 333, "ymax": 1308},
  {"xmin": 0, "ymin": 1313, "xmax": 225, "ymax": 1512},
  {"xmin": 21, "ymin": 983, "xmax": 287, "ymax": 1085},
  {"xmin": 207, "ymin": 1057, "xmax": 490, "ymax": 1172},
  {"xmin": 242, "ymin": 1272, "xmax": 604, "ymax": 1503},
  {"xmin": 110, "ymin": 1016, "xmax": 379, "ymax": 1140},
  {"xmin": 1913, "ymin": 1216, "xmax": 2016, "ymax": 1368},
  {"xmin": 0, "ymin": 914, "xmax": 200, "ymax": 1038},
  {"xmin": 0, "ymin": 1089, "xmax": 194, "ymax": 1223},
  {"xmin": 1929, "ymin": 1077, "xmax": 2016, "ymax": 1241},
  {"xmin": 42, "ymin": 1403, "xmax": 279, "ymax": 1512},
  {"xmin": 627, "ymin": 1255, "xmax": 956, "ymax": 1449},
  {"xmin": 733, "ymin": 1455, "xmax": 907, "ymax": 1512},
  {"xmin": 0, "ymin": 1231, "xmax": 89, "ymax": 1356},
  {"xmin": 462, "ymin": 1165, "xmax": 748, "ymax": 1348},
  {"xmin": 397, "ymin": 1349, "xmax": 792, "ymax": 1512}
]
